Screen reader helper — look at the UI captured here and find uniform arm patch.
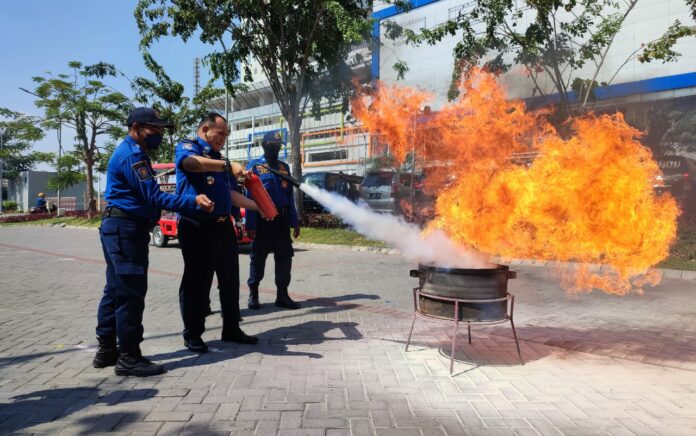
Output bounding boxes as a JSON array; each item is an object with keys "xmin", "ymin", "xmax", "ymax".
[{"xmin": 132, "ymin": 160, "xmax": 154, "ymax": 181}]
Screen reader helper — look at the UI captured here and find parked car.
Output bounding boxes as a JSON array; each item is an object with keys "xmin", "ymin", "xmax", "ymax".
[
  {"xmin": 301, "ymin": 171, "xmax": 363, "ymax": 213},
  {"xmin": 359, "ymin": 170, "xmax": 419, "ymax": 214},
  {"xmin": 654, "ymin": 155, "xmax": 696, "ymax": 215}
]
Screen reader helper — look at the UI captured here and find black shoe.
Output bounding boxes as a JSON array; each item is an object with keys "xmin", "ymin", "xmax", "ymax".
[
  {"xmin": 221, "ymin": 327, "xmax": 258, "ymax": 344},
  {"xmin": 114, "ymin": 352, "xmax": 166, "ymax": 377},
  {"xmin": 275, "ymin": 291, "xmax": 301, "ymax": 310},
  {"xmin": 92, "ymin": 337, "xmax": 118, "ymax": 368},
  {"xmin": 248, "ymin": 286, "xmax": 261, "ymax": 310},
  {"xmin": 184, "ymin": 338, "xmax": 208, "ymax": 353}
]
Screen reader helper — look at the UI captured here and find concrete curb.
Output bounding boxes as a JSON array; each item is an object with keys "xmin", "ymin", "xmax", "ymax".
[{"xmin": 294, "ymin": 241, "xmax": 399, "ymax": 255}]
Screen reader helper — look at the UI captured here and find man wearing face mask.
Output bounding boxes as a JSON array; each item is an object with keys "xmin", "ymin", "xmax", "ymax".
[
  {"xmin": 245, "ymin": 130, "xmax": 302, "ymax": 311},
  {"xmin": 176, "ymin": 113, "xmax": 264, "ymax": 353},
  {"xmin": 95, "ymin": 107, "xmax": 215, "ymax": 377}
]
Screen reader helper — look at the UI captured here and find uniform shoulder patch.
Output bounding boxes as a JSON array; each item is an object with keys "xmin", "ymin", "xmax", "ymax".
[
  {"xmin": 132, "ymin": 160, "xmax": 154, "ymax": 181},
  {"xmin": 180, "ymin": 138, "xmax": 199, "ymax": 151},
  {"xmin": 255, "ymin": 164, "xmax": 270, "ymax": 175}
]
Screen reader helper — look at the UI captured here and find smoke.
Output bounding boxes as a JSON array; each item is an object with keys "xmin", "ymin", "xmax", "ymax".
[{"xmin": 300, "ymin": 183, "xmax": 491, "ymax": 269}]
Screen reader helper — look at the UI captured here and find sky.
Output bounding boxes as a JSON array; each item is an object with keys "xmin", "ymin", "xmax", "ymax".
[{"xmin": 0, "ymin": 0, "xmax": 217, "ymax": 170}]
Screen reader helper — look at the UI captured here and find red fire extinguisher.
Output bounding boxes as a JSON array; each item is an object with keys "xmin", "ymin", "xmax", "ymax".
[{"xmin": 244, "ymin": 173, "xmax": 278, "ymax": 219}]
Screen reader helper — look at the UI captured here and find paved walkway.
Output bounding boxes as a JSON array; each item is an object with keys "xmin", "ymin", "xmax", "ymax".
[{"xmin": 1, "ymin": 226, "xmax": 696, "ymax": 435}]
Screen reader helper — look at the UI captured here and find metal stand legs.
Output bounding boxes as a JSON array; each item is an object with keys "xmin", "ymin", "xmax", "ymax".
[{"xmin": 405, "ymin": 288, "xmax": 524, "ymax": 374}]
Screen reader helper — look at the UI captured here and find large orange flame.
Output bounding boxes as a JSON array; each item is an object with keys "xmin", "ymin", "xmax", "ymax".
[{"xmin": 353, "ymin": 69, "xmax": 680, "ymax": 294}]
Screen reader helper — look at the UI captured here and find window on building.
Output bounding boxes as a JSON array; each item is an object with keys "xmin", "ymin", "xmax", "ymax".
[
  {"xmin": 515, "ymin": 0, "xmax": 531, "ymax": 11},
  {"xmin": 448, "ymin": 2, "xmax": 475, "ymax": 20},
  {"xmin": 307, "ymin": 150, "xmax": 348, "ymax": 162}
]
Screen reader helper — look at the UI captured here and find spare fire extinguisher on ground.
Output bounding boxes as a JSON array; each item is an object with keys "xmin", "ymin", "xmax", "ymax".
[{"xmin": 243, "ymin": 173, "xmax": 278, "ymax": 219}]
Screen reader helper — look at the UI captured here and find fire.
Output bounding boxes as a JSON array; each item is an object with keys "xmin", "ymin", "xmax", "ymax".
[{"xmin": 352, "ymin": 69, "xmax": 680, "ymax": 294}]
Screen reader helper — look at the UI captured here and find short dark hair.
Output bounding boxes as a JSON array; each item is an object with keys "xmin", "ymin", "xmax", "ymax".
[{"xmin": 198, "ymin": 112, "xmax": 227, "ymax": 129}]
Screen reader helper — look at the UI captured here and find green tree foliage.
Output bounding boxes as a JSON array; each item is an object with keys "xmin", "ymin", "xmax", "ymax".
[
  {"xmin": 131, "ymin": 53, "xmax": 224, "ymax": 162},
  {"xmin": 638, "ymin": 22, "xmax": 696, "ymax": 63},
  {"xmin": 47, "ymin": 152, "xmax": 85, "ymax": 192},
  {"xmin": 623, "ymin": 96, "xmax": 696, "ymax": 155},
  {"xmin": 31, "ymin": 62, "xmax": 132, "ymax": 213},
  {"xmin": 0, "ymin": 108, "xmax": 52, "ymax": 179},
  {"xmin": 639, "ymin": 0, "xmax": 696, "ymax": 63},
  {"xmin": 135, "ymin": 0, "xmax": 372, "ymax": 213}
]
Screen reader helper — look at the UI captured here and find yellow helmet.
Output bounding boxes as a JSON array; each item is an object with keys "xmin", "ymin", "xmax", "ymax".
[{"xmin": 38, "ymin": 192, "xmax": 45, "ymax": 198}]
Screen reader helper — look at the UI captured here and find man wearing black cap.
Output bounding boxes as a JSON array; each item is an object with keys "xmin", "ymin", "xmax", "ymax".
[
  {"xmin": 245, "ymin": 130, "xmax": 302, "ymax": 310},
  {"xmin": 93, "ymin": 107, "xmax": 215, "ymax": 377}
]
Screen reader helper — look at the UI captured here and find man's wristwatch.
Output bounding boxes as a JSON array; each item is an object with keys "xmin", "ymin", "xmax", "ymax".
[{"xmin": 223, "ymin": 159, "xmax": 231, "ymax": 174}]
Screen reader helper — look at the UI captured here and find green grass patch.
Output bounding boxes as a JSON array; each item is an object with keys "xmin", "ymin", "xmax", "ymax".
[
  {"xmin": 657, "ymin": 257, "xmax": 696, "ymax": 271},
  {"xmin": 657, "ymin": 219, "xmax": 696, "ymax": 271},
  {"xmin": 299, "ymin": 227, "xmax": 386, "ymax": 248}
]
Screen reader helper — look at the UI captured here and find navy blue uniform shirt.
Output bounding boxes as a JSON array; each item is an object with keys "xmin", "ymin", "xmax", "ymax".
[
  {"xmin": 175, "ymin": 136, "xmax": 239, "ymax": 218},
  {"xmin": 35, "ymin": 197, "xmax": 46, "ymax": 208},
  {"xmin": 104, "ymin": 135, "xmax": 197, "ymax": 221},
  {"xmin": 245, "ymin": 156, "xmax": 298, "ymax": 231}
]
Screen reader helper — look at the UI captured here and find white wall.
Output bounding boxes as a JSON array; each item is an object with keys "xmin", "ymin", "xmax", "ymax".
[{"xmin": 379, "ymin": 0, "xmax": 696, "ymax": 105}]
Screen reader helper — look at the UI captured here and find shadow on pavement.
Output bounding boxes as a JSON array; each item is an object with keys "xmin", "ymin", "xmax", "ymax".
[
  {"xmin": 0, "ymin": 292, "xmax": 379, "ymax": 370},
  {"xmin": 155, "ymin": 320, "xmax": 363, "ymax": 370},
  {"xmin": 238, "ymin": 292, "xmax": 380, "ymax": 322},
  {"xmin": 486, "ymin": 324, "xmax": 696, "ymax": 370},
  {"xmin": 0, "ymin": 387, "xmax": 157, "ymax": 433},
  {"xmin": 382, "ymin": 318, "xmax": 555, "ymax": 368}
]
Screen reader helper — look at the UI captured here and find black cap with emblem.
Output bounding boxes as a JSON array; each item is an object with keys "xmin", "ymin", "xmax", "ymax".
[{"xmin": 127, "ymin": 107, "xmax": 174, "ymax": 128}]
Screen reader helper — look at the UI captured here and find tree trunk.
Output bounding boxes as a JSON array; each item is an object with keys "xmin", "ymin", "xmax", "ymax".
[
  {"xmin": 85, "ymin": 152, "xmax": 96, "ymax": 215},
  {"xmin": 287, "ymin": 111, "xmax": 304, "ymax": 220}
]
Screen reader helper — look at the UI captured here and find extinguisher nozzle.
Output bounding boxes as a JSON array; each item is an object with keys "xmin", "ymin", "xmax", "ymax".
[{"xmin": 267, "ymin": 167, "xmax": 301, "ymax": 187}]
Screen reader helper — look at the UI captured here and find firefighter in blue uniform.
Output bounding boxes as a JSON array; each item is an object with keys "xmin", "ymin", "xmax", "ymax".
[
  {"xmin": 176, "ymin": 113, "xmax": 264, "ymax": 353},
  {"xmin": 246, "ymin": 130, "xmax": 302, "ymax": 310},
  {"xmin": 93, "ymin": 107, "xmax": 215, "ymax": 377}
]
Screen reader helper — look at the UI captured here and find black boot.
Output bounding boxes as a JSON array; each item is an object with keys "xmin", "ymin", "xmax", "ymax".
[
  {"xmin": 114, "ymin": 351, "xmax": 166, "ymax": 377},
  {"xmin": 275, "ymin": 288, "xmax": 301, "ymax": 310},
  {"xmin": 248, "ymin": 286, "xmax": 261, "ymax": 310},
  {"xmin": 92, "ymin": 337, "xmax": 118, "ymax": 368},
  {"xmin": 184, "ymin": 337, "xmax": 208, "ymax": 353},
  {"xmin": 221, "ymin": 325, "xmax": 258, "ymax": 344}
]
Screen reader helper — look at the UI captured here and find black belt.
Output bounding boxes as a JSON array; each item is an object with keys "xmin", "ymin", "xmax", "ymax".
[
  {"xmin": 184, "ymin": 214, "xmax": 230, "ymax": 224},
  {"xmin": 103, "ymin": 206, "xmax": 149, "ymax": 225}
]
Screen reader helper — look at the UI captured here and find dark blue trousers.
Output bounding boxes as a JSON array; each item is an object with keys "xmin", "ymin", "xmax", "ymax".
[
  {"xmin": 96, "ymin": 217, "xmax": 150, "ymax": 354},
  {"xmin": 247, "ymin": 210, "xmax": 294, "ymax": 292}
]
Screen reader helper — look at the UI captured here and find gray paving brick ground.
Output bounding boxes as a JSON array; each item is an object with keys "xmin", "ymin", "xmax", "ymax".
[{"xmin": 1, "ymin": 226, "xmax": 696, "ymax": 435}]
